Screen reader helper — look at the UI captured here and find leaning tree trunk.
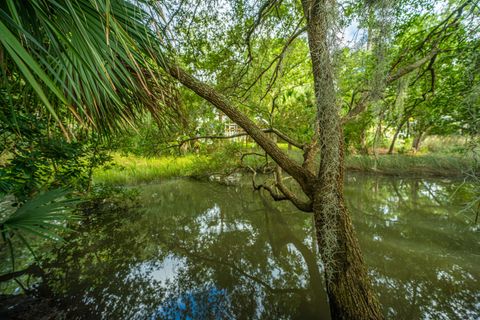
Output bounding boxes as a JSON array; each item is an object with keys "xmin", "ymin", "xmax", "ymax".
[
  {"xmin": 166, "ymin": 0, "xmax": 383, "ymax": 316},
  {"xmin": 303, "ymin": 0, "xmax": 383, "ymax": 318},
  {"xmin": 412, "ymin": 130, "xmax": 424, "ymax": 152},
  {"xmin": 312, "ymin": 139, "xmax": 383, "ymax": 319},
  {"xmin": 387, "ymin": 118, "xmax": 406, "ymax": 154}
]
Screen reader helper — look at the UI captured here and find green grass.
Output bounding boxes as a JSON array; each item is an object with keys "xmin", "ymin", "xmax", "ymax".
[
  {"xmin": 93, "ymin": 153, "xmax": 210, "ymax": 185},
  {"xmin": 93, "ymin": 147, "xmax": 267, "ymax": 185},
  {"xmin": 346, "ymin": 154, "xmax": 476, "ymax": 177},
  {"xmin": 94, "ymin": 145, "xmax": 477, "ymax": 185},
  {"xmin": 420, "ymin": 135, "xmax": 470, "ymax": 154}
]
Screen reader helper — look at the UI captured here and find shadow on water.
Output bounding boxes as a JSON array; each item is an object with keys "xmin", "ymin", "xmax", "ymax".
[
  {"xmin": 39, "ymin": 179, "xmax": 330, "ymax": 319},
  {"xmin": 1, "ymin": 174, "xmax": 478, "ymax": 319}
]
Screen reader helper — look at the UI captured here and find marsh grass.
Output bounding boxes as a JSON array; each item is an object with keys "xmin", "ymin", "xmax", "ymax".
[
  {"xmin": 94, "ymin": 144, "xmax": 476, "ymax": 185},
  {"xmin": 94, "ymin": 154, "xmax": 208, "ymax": 185},
  {"xmin": 93, "ymin": 146, "xmax": 267, "ymax": 185},
  {"xmin": 421, "ymin": 135, "xmax": 469, "ymax": 154},
  {"xmin": 346, "ymin": 154, "xmax": 475, "ymax": 177}
]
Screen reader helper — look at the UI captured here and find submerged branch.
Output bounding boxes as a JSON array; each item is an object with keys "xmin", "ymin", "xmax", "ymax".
[{"xmin": 248, "ymin": 166, "xmax": 313, "ymax": 212}]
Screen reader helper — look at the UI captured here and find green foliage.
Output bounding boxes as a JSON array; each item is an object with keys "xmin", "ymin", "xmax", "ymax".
[
  {"xmin": 0, "ymin": 109, "xmax": 113, "ymax": 200},
  {"xmin": 421, "ymin": 136, "xmax": 469, "ymax": 154},
  {"xmin": 346, "ymin": 154, "xmax": 476, "ymax": 177},
  {"xmin": 344, "ymin": 112, "xmax": 374, "ymax": 154},
  {"xmin": 93, "ymin": 143, "xmax": 273, "ymax": 185},
  {"xmin": 1, "ymin": 140, "xmax": 111, "ymax": 199},
  {"xmin": 338, "ymin": 1, "xmax": 479, "ymax": 154},
  {"xmin": 0, "ymin": 0, "xmax": 182, "ymax": 134},
  {"xmin": 0, "ymin": 0, "xmax": 188, "ymax": 202},
  {"xmin": 93, "ymin": 153, "xmax": 210, "ymax": 185},
  {"xmin": 0, "ymin": 189, "xmax": 80, "ymax": 271}
]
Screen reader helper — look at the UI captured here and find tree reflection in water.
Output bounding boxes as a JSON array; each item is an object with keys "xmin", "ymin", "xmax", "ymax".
[
  {"xmin": 42, "ymin": 179, "xmax": 329, "ymax": 319},
  {"xmin": 345, "ymin": 174, "xmax": 479, "ymax": 319},
  {"xmin": 37, "ymin": 175, "xmax": 478, "ymax": 319}
]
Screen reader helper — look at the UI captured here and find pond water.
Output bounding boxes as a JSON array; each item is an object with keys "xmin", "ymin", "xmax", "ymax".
[{"xmin": 2, "ymin": 174, "xmax": 480, "ymax": 319}]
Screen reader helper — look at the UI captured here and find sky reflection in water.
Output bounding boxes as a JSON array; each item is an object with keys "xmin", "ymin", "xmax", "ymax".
[{"xmin": 9, "ymin": 174, "xmax": 479, "ymax": 319}]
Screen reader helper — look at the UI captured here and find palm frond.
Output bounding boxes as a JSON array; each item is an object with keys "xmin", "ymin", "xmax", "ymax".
[
  {"xmin": 0, "ymin": 189, "xmax": 81, "ymax": 270},
  {"xmin": 0, "ymin": 0, "xmax": 184, "ymax": 135},
  {"xmin": 1, "ymin": 189, "xmax": 80, "ymax": 241}
]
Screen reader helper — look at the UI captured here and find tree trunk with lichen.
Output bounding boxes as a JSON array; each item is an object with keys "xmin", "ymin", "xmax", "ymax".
[
  {"xmin": 167, "ymin": 66, "xmax": 384, "ymax": 319},
  {"xmin": 310, "ymin": 138, "xmax": 383, "ymax": 318},
  {"xmin": 303, "ymin": 0, "xmax": 383, "ymax": 318},
  {"xmin": 312, "ymin": 190, "xmax": 384, "ymax": 319},
  {"xmin": 166, "ymin": 1, "xmax": 383, "ymax": 315}
]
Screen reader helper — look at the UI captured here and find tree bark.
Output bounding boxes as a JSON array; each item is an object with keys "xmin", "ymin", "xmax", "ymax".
[
  {"xmin": 412, "ymin": 130, "xmax": 424, "ymax": 152},
  {"xmin": 310, "ymin": 140, "xmax": 383, "ymax": 319},
  {"xmin": 313, "ymin": 187, "xmax": 384, "ymax": 319},
  {"xmin": 166, "ymin": 64, "xmax": 315, "ymax": 195},
  {"xmin": 165, "ymin": 1, "xmax": 383, "ymax": 316},
  {"xmin": 302, "ymin": 0, "xmax": 383, "ymax": 318},
  {"xmin": 387, "ymin": 119, "xmax": 406, "ymax": 154}
]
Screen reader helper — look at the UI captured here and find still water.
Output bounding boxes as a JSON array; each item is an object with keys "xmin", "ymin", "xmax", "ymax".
[{"xmin": 7, "ymin": 175, "xmax": 480, "ymax": 319}]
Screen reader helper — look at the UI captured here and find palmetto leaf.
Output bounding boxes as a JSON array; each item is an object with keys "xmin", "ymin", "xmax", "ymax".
[
  {"xmin": 0, "ymin": 0, "xmax": 185, "ymax": 135},
  {"xmin": 1, "ymin": 189, "xmax": 81, "ymax": 241},
  {"xmin": 0, "ymin": 189, "xmax": 80, "ymax": 271}
]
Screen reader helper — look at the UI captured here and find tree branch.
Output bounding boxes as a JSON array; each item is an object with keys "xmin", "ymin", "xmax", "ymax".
[
  {"xmin": 241, "ymin": 152, "xmax": 270, "ymax": 173},
  {"xmin": 166, "ymin": 63, "xmax": 315, "ymax": 193},
  {"xmin": 415, "ymin": 0, "xmax": 474, "ymax": 51},
  {"xmin": 269, "ymin": 128, "xmax": 304, "ymax": 149},
  {"xmin": 261, "ymin": 23, "xmax": 307, "ymax": 99},
  {"xmin": 342, "ymin": 48, "xmax": 439, "ymax": 123},
  {"xmin": 274, "ymin": 166, "xmax": 313, "ymax": 212},
  {"xmin": 248, "ymin": 165, "xmax": 313, "ymax": 212},
  {"xmin": 249, "ymin": 167, "xmax": 288, "ymax": 201},
  {"xmin": 386, "ymin": 48, "xmax": 440, "ymax": 84},
  {"xmin": 242, "ymin": 22, "xmax": 306, "ymax": 100},
  {"xmin": 342, "ymin": 0, "xmax": 475, "ymax": 123},
  {"xmin": 173, "ymin": 132, "xmax": 251, "ymax": 148},
  {"xmin": 245, "ymin": 0, "xmax": 282, "ymax": 63},
  {"xmin": 170, "ymin": 128, "xmax": 304, "ymax": 150},
  {"xmin": 0, "ymin": 264, "xmax": 42, "ymax": 283}
]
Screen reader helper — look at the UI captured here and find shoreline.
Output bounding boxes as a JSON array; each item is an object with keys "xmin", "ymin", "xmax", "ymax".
[{"xmin": 93, "ymin": 153, "xmax": 476, "ymax": 185}]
